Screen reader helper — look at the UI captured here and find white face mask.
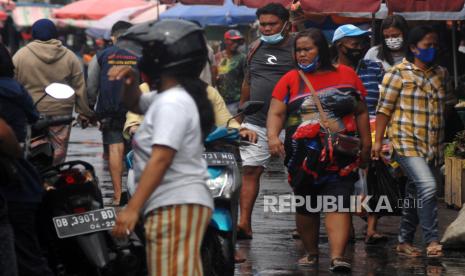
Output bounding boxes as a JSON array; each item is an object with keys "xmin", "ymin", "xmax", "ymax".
[
  {"xmin": 459, "ymin": 45, "xmax": 465, "ymax": 54},
  {"xmin": 385, "ymin": 37, "xmax": 403, "ymax": 50}
]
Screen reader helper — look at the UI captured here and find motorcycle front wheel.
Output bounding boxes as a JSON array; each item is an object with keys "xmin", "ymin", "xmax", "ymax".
[{"xmin": 201, "ymin": 227, "xmax": 234, "ymax": 276}]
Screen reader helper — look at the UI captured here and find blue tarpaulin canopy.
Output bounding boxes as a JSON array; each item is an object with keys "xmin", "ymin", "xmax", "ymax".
[{"xmin": 159, "ymin": 0, "xmax": 256, "ymax": 26}]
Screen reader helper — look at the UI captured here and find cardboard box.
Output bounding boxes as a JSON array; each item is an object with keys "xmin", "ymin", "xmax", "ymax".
[{"xmin": 445, "ymin": 157, "xmax": 465, "ymax": 208}]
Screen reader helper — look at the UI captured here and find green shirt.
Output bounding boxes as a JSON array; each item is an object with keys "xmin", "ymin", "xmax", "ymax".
[{"xmin": 216, "ymin": 51, "xmax": 245, "ymax": 104}]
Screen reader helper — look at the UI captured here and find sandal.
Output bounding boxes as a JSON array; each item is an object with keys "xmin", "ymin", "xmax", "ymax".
[
  {"xmin": 298, "ymin": 254, "xmax": 319, "ymax": 267},
  {"xmin": 426, "ymin": 243, "xmax": 443, "ymax": 258},
  {"xmin": 365, "ymin": 233, "xmax": 388, "ymax": 245},
  {"xmin": 109, "ymin": 198, "xmax": 121, "ymax": 206},
  {"xmin": 291, "ymin": 229, "xmax": 300, "ymax": 239},
  {"xmin": 236, "ymin": 228, "xmax": 253, "ymax": 240},
  {"xmin": 329, "ymin": 257, "xmax": 351, "ymax": 273},
  {"xmin": 396, "ymin": 244, "xmax": 422, "ymax": 257}
]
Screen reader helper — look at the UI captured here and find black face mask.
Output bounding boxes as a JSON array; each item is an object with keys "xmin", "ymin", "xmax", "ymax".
[{"xmin": 343, "ymin": 46, "xmax": 364, "ymax": 64}]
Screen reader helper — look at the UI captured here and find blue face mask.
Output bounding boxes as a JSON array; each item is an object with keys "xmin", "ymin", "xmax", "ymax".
[
  {"xmin": 298, "ymin": 56, "xmax": 319, "ymax": 73},
  {"xmin": 260, "ymin": 23, "xmax": 287, "ymax": 44},
  {"xmin": 414, "ymin": 47, "xmax": 436, "ymax": 64}
]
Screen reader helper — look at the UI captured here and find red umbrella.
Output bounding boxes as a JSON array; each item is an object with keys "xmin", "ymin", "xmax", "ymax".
[
  {"xmin": 159, "ymin": 0, "xmax": 224, "ymax": 4},
  {"xmin": 53, "ymin": 0, "xmax": 149, "ymax": 20},
  {"xmin": 237, "ymin": 0, "xmax": 293, "ymax": 8},
  {"xmin": 386, "ymin": 0, "xmax": 464, "ymax": 12},
  {"xmin": 300, "ymin": 0, "xmax": 381, "ymax": 13}
]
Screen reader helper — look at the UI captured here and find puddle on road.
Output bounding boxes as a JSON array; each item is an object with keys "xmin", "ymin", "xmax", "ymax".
[{"xmin": 68, "ymin": 128, "xmax": 465, "ymax": 276}]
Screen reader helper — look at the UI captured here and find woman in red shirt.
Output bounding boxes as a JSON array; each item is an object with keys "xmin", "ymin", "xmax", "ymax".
[{"xmin": 267, "ymin": 28, "xmax": 371, "ymax": 272}]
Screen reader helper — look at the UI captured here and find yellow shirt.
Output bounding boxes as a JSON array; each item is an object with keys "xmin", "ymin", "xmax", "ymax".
[
  {"xmin": 123, "ymin": 85, "xmax": 240, "ymax": 139},
  {"xmin": 377, "ymin": 59, "xmax": 454, "ymax": 164}
]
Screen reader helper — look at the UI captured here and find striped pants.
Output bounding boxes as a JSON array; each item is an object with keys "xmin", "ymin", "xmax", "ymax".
[{"xmin": 144, "ymin": 204, "xmax": 212, "ymax": 276}]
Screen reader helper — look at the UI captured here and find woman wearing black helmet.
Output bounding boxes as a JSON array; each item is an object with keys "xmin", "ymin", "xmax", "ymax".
[{"xmin": 111, "ymin": 20, "xmax": 215, "ymax": 275}]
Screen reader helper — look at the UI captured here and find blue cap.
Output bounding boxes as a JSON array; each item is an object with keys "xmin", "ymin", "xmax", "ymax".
[{"xmin": 332, "ymin": 24, "xmax": 371, "ymax": 43}]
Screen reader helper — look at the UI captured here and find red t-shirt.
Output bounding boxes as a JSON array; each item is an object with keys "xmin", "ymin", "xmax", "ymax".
[{"xmin": 272, "ymin": 65, "xmax": 366, "ymax": 131}]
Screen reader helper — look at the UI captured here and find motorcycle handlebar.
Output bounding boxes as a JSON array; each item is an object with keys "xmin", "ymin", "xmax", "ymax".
[{"xmin": 32, "ymin": 115, "xmax": 74, "ymax": 131}]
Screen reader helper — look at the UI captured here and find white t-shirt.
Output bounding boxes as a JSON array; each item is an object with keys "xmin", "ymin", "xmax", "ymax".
[
  {"xmin": 364, "ymin": 45, "xmax": 404, "ymax": 71},
  {"xmin": 132, "ymin": 86, "xmax": 213, "ymax": 215}
]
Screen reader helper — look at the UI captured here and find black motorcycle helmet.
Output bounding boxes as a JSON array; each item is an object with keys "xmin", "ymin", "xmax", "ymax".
[{"xmin": 121, "ymin": 19, "xmax": 208, "ymax": 84}]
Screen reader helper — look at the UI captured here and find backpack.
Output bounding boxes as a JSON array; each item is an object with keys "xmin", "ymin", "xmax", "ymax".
[{"xmin": 94, "ymin": 46, "xmax": 138, "ymax": 119}]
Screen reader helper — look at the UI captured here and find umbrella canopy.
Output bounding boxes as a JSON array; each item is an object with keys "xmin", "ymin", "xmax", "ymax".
[
  {"xmin": 12, "ymin": 3, "xmax": 59, "ymax": 27},
  {"xmin": 339, "ymin": 3, "xmax": 465, "ymax": 21},
  {"xmin": 386, "ymin": 0, "xmax": 465, "ymax": 12},
  {"xmin": 160, "ymin": 0, "xmax": 224, "ymax": 4},
  {"xmin": 0, "ymin": 0, "xmax": 15, "ymax": 11},
  {"xmin": 131, "ymin": 4, "xmax": 169, "ymax": 24},
  {"xmin": 53, "ymin": 0, "xmax": 148, "ymax": 20},
  {"xmin": 54, "ymin": 18, "xmax": 97, "ymax": 29},
  {"xmin": 86, "ymin": 3, "xmax": 155, "ymax": 38},
  {"xmin": 0, "ymin": 10, "xmax": 6, "ymax": 21},
  {"xmin": 300, "ymin": 0, "xmax": 381, "ymax": 13},
  {"xmin": 160, "ymin": 0, "xmax": 256, "ymax": 26},
  {"xmin": 237, "ymin": 0, "xmax": 293, "ymax": 8}
]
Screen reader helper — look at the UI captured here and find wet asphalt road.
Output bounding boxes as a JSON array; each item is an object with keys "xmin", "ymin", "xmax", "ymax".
[{"xmin": 67, "ymin": 126, "xmax": 465, "ymax": 276}]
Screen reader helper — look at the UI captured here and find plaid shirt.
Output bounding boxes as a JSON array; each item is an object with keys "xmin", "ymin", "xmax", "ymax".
[{"xmin": 377, "ymin": 59, "xmax": 453, "ymax": 164}]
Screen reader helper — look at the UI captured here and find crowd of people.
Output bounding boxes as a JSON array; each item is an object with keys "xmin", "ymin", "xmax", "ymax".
[{"xmin": 0, "ymin": 1, "xmax": 459, "ymax": 275}]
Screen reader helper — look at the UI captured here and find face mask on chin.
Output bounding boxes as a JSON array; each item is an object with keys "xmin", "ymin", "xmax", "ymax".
[
  {"xmin": 260, "ymin": 22, "xmax": 288, "ymax": 44},
  {"xmin": 298, "ymin": 56, "xmax": 319, "ymax": 73}
]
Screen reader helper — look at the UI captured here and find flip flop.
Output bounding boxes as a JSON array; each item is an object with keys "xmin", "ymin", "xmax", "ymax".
[
  {"xmin": 365, "ymin": 233, "xmax": 389, "ymax": 245},
  {"xmin": 237, "ymin": 228, "xmax": 253, "ymax": 240},
  {"xmin": 298, "ymin": 254, "xmax": 319, "ymax": 267},
  {"xmin": 291, "ymin": 229, "xmax": 300, "ymax": 239},
  {"xmin": 329, "ymin": 258, "xmax": 351, "ymax": 273},
  {"xmin": 426, "ymin": 244, "xmax": 443, "ymax": 258},
  {"xmin": 234, "ymin": 252, "xmax": 246, "ymax": 263},
  {"xmin": 396, "ymin": 244, "xmax": 422, "ymax": 257},
  {"xmin": 109, "ymin": 198, "xmax": 121, "ymax": 206}
]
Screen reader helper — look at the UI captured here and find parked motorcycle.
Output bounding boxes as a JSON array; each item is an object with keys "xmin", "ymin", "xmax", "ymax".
[
  {"xmin": 30, "ymin": 84, "xmax": 145, "ymax": 276},
  {"xmin": 201, "ymin": 101, "xmax": 263, "ymax": 276}
]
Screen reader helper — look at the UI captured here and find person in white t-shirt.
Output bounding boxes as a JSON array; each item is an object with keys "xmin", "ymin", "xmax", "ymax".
[{"xmin": 110, "ymin": 20, "xmax": 215, "ymax": 276}]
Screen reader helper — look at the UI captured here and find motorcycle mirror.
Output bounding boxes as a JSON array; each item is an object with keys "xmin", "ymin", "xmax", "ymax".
[
  {"xmin": 225, "ymin": 101, "xmax": 264, "ymax": 128},
  {"xmin": 239, "ymin": 101, "xmax": 264, "ymax": 116},
  {"xmin": 45, "ymin": 83, "xmax": 75, "ymax": 100}
]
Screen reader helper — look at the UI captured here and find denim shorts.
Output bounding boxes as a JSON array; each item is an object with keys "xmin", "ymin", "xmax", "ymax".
[
  {"xmin": 292, "ymin": 173, "xmax": 356, "ymax": 215},
  {"xmin": 100, "ymin": 118, "xmax": 125, "ymax": 145}
]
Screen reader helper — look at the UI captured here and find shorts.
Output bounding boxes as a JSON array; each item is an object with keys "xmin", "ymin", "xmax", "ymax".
[
  {"xmin": 293, "ymin": 173, "xmax": 356, "ymax": 215},
  {"xmin": 100, "ymin": 118, "xmax": 125, "ymax": 145},
  {"xmin": 239, "ymin": 123, "xmax": 284, "ymax": 168}
]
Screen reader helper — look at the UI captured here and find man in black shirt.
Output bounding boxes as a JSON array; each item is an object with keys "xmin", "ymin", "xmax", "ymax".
[{"xmin": 238, "ymin": 3, "xmax": 294, "ymax": 239}]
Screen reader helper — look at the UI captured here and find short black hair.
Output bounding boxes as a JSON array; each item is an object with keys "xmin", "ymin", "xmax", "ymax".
[
  {"xmin": 111, "ymin": 21, "xmax": 133, "ymax": 38},
  {"xmin": 405, "ymin": 25, "xmax": 436, "ymax": 62},
  {"xmin": 378, "ymin": 15, "xmax": 409, "ymax": 65},
  {"xmin": 0, "ymin": 43, "xmax": 14, "ymax": 78},
  {"xmin": 256, "ymin": 3, "xmax": 289, "ymax": 23},
  {"xmin": 295, "ymin": 28, "xmax": 335, "ymax": 71}
]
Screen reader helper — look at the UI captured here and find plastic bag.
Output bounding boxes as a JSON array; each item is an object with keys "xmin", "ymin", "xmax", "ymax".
[
  {"xmin": 354, "ymin": 169, "xmax": 368, "ymax": 196},
  {"xmin": 441, "ymin": 205, "xmax": 465, "ymax": 248},
  {"xmin": 367, "ymin": 160, "xmax": 403, "ymax": 216}
]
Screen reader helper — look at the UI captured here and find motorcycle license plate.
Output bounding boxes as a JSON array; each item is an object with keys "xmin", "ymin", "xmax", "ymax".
[
  {"xmin": 52, "ymin": 208, "xmax": 116, "ymax": 238},
  {"xmin": 203, "ymin": 152, "xmax": 236, "ymax": 166}
]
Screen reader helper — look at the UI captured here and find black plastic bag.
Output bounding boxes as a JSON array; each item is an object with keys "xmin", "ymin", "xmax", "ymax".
[{"xmin": 367, "ymin": 160, "xmax": 404, "ymax": 216}]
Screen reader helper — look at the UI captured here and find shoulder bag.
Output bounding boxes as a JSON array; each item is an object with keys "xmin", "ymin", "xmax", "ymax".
[{"xmin": 297, "ymin": 70, "xmax": 361, "ymax": 157}]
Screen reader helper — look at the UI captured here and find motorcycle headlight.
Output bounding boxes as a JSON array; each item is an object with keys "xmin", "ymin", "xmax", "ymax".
[{"xmin": 207, "ymin": 167, "xmax": 235, "ymax": 199}]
